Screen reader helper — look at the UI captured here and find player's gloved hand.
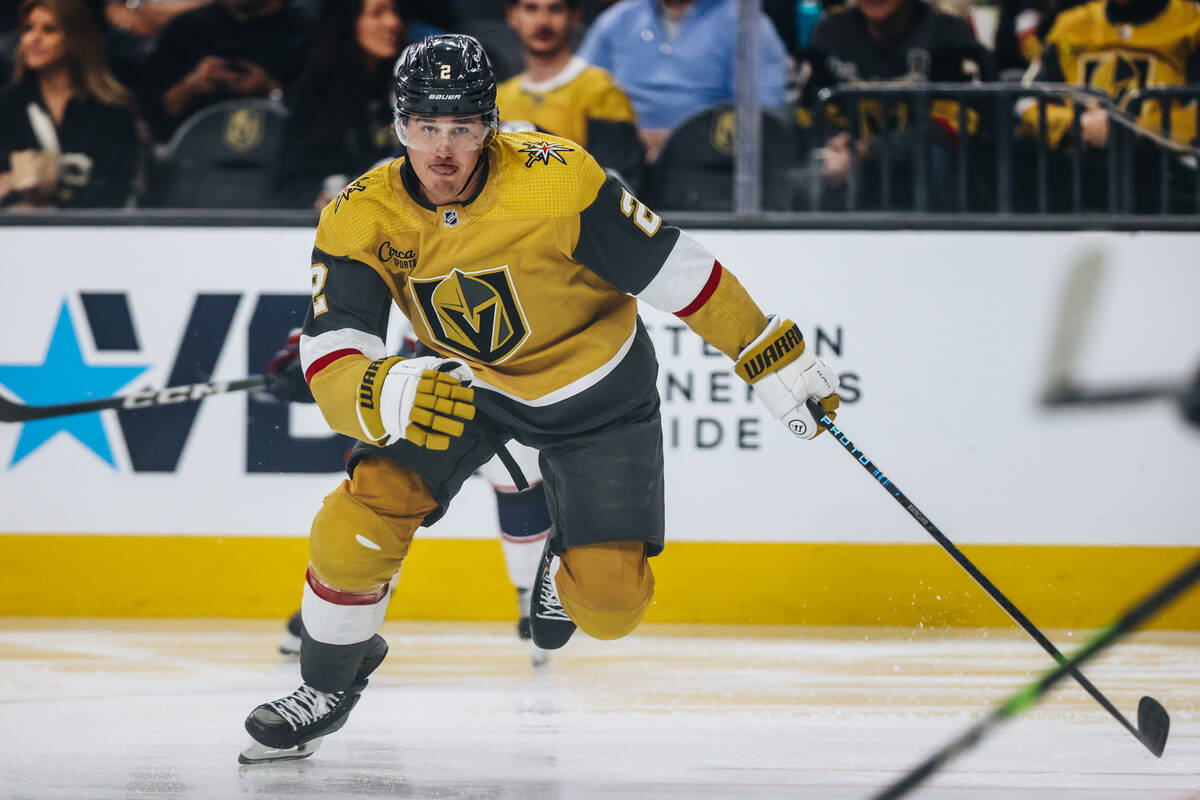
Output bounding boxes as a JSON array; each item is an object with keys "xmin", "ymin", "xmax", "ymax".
[
  {"xmin": 377, "ymin": 356, "xmax": 476, "ymax": 450},
  {"xmin": 735, "ymin": 315, "xmax": 840, "ymax": 440},
  {"xmin": 265, "ymin": 327, "xmax": 315, "ymax": 403}
]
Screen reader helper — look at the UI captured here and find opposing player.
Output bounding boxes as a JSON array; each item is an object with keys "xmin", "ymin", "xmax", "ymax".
[
  {"xmin": 267, "ymin": 326, "xmax": 551, "ymax": 664},
  {"xmin": 239, "ymin": 34, "xmax": 840, "ymax": 764}
]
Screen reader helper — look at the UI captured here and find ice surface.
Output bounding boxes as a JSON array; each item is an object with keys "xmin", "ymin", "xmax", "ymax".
[{"xmin": 0, "ymin": 620, "xmax": 1196, "ymax": 799}]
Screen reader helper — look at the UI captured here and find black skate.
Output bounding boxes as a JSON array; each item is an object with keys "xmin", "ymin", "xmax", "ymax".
[
  {"xmin": 239, "ymin": 634, "xmax": 388, "ymax": 764},
  {"xmin": 278, "ymin": 609, "xmax": 302, "ymax": 656},
  {"xmin": 516, "ymin": 587, "xmax": 549, "ymax": 666},
  {"xmin": 529, "ymin": 539, "xmax": 575, "ymax": 650}
]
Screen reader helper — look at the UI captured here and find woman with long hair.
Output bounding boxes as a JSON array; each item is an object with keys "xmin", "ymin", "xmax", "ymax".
[
  {"xmin": 0, "ymin": 0, "xmax": 140, "ymax": 208},
  {"xmin": 275, "ymin": 0, "xmax": 405, "ymax": 208}
]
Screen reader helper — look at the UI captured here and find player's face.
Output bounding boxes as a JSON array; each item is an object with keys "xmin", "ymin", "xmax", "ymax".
[
  {"xmin": 403, "ymin": 115, "xmax": 489, "ymax": 201},
  {"xmin": 19, "ymin": 6, "xmax": 66, "ymax": 73},
  {"xmin": 856, "ymin": 0, "xmax": 908, "ymax": 23},
  {"xmin": 356, "ymin": 0, "xmax": 403, "ymax": 62},
  {"xmin": 507, "ymin": 0, "xmax": 579, "ymax": 58}
]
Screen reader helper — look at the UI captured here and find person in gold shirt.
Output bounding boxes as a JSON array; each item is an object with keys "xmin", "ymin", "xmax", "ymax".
[
  {"xmin": 238, "ymin": 34, "xmax": 840, "ymax": 764},
  {"xmin": 1019, "ymin": 0, "xmax": 1200, "ymax": 209},
  {"xmin": 496, "ymin": 0, "xmax": 644, "ymax": 189}
]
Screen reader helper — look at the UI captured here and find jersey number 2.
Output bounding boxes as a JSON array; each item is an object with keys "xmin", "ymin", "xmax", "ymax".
[
  {"xmin": 619, "ymin": 188, "xmax": 662, "ymax": 237},
  {"xmin": 311, "ymin": 263, "xmax": 328, "ymax": 316}
]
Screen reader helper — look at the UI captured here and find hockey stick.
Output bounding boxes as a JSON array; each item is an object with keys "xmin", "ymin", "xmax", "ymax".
[
  {"xmin": 874, "ymin": 552, "xmax": 1200, "ymax": 800},
  {"xmin": 804, "ymin": 398, "xmax": 1171, "ymax": 757},
  {"xmin": 0, "ymin": 375, "xmax": 272, "ymax": 423},
  {"xmin": 1039, "ymin": 248, "xmax": 1190, "ymax": 408}
]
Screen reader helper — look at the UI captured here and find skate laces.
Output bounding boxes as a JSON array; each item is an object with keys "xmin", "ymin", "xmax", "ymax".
[
  {"xmin": 535, "ymin": 559, "xmax": 571, "ymax": 622},
  {"xmin": 269, "ymin": 684, "xmax": 343, "ymax": 730}
]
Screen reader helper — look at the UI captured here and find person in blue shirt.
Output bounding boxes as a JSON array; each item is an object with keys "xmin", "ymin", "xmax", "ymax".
[{"xmin": 577, "ymin": 0, "xmax": 787, "ymax": 160}]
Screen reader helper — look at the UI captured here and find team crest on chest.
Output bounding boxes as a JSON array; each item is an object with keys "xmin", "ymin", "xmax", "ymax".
[
  {"xmin": 409, "ymin": 266, "xmax": 530, "ymax": 364},
  {"xmin": 518, "ymin": 140, "xmax": 573, "ymax": 167}
]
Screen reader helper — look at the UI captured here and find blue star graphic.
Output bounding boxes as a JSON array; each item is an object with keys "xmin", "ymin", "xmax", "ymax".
[{"xmin": 0, "ymin": 299, "xmax": 148, "ymax": 468}]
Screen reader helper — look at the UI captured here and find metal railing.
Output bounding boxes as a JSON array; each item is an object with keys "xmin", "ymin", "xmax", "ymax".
[{"xmin": 805, "ymin": 82, "xmax": 1200, "ymax": 216}]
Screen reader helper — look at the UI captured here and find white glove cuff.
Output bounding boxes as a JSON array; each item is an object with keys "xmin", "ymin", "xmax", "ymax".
[{"xmin": 376, "ymin": 357, "xmax": 474, "ymax": 445}]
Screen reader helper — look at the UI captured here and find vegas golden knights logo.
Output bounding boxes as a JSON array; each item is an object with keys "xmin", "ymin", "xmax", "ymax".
[
  {"xmin": 224, "ymin": 108, "xmax": 265, "ymax": 153},
  {"xmin": 409, "ymin": 266, "xmax": 530, "ymax": 364}
]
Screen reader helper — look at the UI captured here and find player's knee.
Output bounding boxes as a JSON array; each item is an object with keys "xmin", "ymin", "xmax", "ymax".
[
  {"xmin": 556, "ymin": 541, "xmax": 654, "ymax": 640},
  {"xmin": 309, "ymin": 457, "xmax": 436, "ymax": 593}
]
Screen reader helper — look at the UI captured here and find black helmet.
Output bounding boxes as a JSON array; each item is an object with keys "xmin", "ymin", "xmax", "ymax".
[{"xmin": 394, "ymin": 34, "xmax": 498, "ymax": 120}]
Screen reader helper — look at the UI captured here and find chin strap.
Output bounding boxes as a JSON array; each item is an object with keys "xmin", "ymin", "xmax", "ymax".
[{"xmin": 452, "ymin": 145, "xmax": 489, "ymax": 201}]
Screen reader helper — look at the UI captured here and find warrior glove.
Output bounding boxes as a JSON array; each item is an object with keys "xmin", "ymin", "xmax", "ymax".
[
  {"xmin": 735, "ymin": 316, "xmax": 840, "ymax": 440},
  {"xmin": 362, "ymin": 356, "xmax": 476, "ymax": 450}
]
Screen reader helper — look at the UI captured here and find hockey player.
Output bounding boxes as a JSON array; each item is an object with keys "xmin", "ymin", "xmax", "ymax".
[
  {"xmin": 239, "ymin": 34, "xmax": 840, "ymax": 763},
  {"xmin": 496, "ymin": 0, "xmax": 644, "ymax": 189},
  {"xmin": 267, "ymin": 326, "xmax": 552, "ymax": 664}
]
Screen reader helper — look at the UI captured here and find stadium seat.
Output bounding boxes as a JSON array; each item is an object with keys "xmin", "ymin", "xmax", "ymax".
[
  {"xmin": 644, "ymin": 105, "xmax": 798, "ymax": 211},
  {"xmin": 146, "ymin": 99, "xmax": 289, "ymax": 208}
]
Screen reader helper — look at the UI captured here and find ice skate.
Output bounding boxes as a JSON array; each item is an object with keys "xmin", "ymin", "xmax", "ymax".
[
  {"xmin": 529, "ymin": 540, "xmax": 575, "ymax": 650},
  {"xmin": 239, "ymin": 634, "xmax": 387, "ymax": 763},
  {"xmin": 516, "ymin": 587, "xmax": 549, "ymax": 666},
  {"xmin": 278, "ymin": 609, "xmax": 302, "ymax": 657}
]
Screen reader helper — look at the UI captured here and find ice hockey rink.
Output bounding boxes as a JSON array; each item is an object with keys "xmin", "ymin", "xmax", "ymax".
[{"xmin": 1, "ymin": 619, "xmax": 1197, "ymax": 800}]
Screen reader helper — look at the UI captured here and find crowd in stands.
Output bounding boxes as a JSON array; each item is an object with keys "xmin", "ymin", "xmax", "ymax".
[{"xmin": 1, "ymin": 0, "xmax": 1198, "ymax": 213}]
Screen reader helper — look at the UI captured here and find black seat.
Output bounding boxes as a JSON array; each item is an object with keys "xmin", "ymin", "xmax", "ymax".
[
  {"xmin": 644, "ymin": 104, "xmax": 798, "ymax": 211},
  {"xmin": 147, "ymin": 99, "xmax": 289, "ymax": 208}
]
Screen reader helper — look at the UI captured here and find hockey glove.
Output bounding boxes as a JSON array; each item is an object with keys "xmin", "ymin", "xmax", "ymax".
[
  {"xmin": 370, "ymin": 356, "xmax": 476, "ymax": 450},
  {"xmin": 265, "ymin": 327, "xmax": 314, "ymax": 403},
  {"xmin": 735, "ymin": 316, "xmax": 840, "ymax": 440}
]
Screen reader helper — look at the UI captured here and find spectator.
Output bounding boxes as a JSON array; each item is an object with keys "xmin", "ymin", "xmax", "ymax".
[
  {"xmin": 497, "ymin": 0, "xmax": 643, "ymax": 188},
  {"xmin": 801, "ymin": 0, "xmax": 994, "ymax": 209},
  {"xmin": 1018, "ymin": 0, "xmax": 1200, "ymax": 211},
  {"xmin": 140, "ymin": 0, "xmax": 308, "ymax": 140},
  {"xmin": 0, "ymin": 0, "xmax": 140, "ymax": 208},
  {"xmin": 577, "ymin": 0, "xmax": 787, "ymax": 161},
  {"xmin": 275, "ymin": 0, "xmax": 404, "ymax": 208},
  {"xmin": 103, "ymin": 0, "xmax": 213, "ymax": 89}
]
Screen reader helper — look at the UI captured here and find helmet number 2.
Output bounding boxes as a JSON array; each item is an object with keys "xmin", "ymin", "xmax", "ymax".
[
  {"xmin": 311, "ymin": 263, "xmax": 328, "ymax": 316},
  {"xmin": 619, "ymin": 188, "xmax": 661, "ymax": 237},
  {"xmin": 440, "ymin": 64, "xmax": 451, "ymax": 80}
]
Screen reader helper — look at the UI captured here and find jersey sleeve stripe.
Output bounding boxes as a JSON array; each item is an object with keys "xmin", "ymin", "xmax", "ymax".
[
  {"xmin": 674, "ymin": 261, "xmax": 723, "ymax": 317},
  {"xmin": 304, "ymin": 348, "xmax": 361, "ymax": 385},
  {"xmin": 635, "ymin": 231, "xmax": 718, "ymax": 314},
  {"xmin": 300, "ymin": 329, "xmax": 387, "ymax": 381}
]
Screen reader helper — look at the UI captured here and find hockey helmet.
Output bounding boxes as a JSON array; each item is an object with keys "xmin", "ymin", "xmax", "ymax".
[{"xmin": 393, "ymin": 34, "xmax": 498, "ymax": 152}]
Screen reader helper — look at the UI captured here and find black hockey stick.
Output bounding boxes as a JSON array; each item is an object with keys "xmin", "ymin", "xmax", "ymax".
[
  {"xmin": 0, "ymin": 375, "xmax": 272, "ymax": 423},
  {"xmin": 804, "ymin": 398, "xmax": 1171, "ymax": 757},
  {"xmin": 874, "ymin": 552, "xmax": 1200, "ymax": 800},
  {"xmin": 1038, "ymin": 248, "xmax": 1191, "ymax": 409}
]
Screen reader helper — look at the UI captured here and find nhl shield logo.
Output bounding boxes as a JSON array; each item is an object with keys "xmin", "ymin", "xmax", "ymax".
[
  {"xmin": 409, "ymin": 266, "xmax": 530, "ymax": 364},
  {"xmin": 442, "ymin": 208, "xmax": 459, "ymax": 227}
]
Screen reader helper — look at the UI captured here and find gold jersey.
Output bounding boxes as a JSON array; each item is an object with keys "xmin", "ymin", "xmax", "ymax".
[
  {"xmin": 496, "ymin": 57, "xmax": 636, "ymax": 147},
  {"xmin": 299, "ymin": 131, "xmax": 767, "ymax": 443},
  {"xmin": 1022, "ymin": 0, "xmax": 1200, "ymax": 146}
]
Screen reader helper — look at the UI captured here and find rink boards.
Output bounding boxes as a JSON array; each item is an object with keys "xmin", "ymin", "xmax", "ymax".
[{"xmin": 0, "ymin": 226, "xmax": 1197, "ymax": 626}]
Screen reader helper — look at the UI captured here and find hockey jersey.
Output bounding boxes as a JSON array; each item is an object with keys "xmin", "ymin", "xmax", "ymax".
[
  {"xmin": 300, "ymin": 130, "xmax": 767, "ymax": 441},
  {"xmin": 1021, "ymin": 0, "xmax": 1200, "ymax": 146},
  {"xmin": 496, "ymin": 56, "xmax": 644, "ymax": 188}
]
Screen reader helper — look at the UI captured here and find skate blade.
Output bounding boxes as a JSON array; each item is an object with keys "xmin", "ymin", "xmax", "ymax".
[{"xmin": 238, "ymin": 736, "xmax": 323, "ymax": 764}]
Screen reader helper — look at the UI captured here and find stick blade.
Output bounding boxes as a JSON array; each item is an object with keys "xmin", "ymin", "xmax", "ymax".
[
  {"xmin": 0, "ymin": 395, "xmax": 24, "ymax": 423},
  {"xmin": 1137, "ymin": 696, "xmax": 1169, "ymax": 757}
]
